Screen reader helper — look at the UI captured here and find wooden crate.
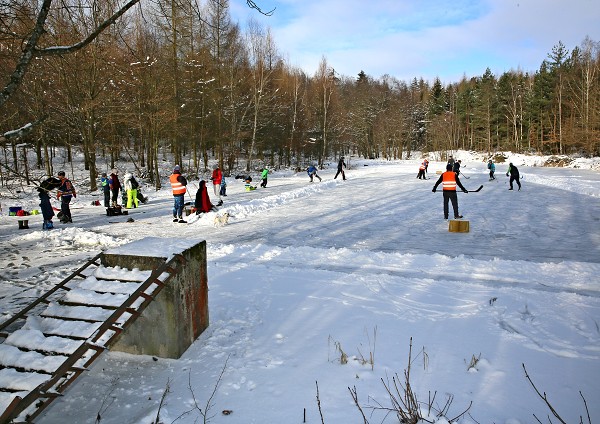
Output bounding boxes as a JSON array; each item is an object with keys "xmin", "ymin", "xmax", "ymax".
[
  {"xmin": 435, "ymin": 170, "xmax": 443, "ymax": 174},
  {"xmin": 449, "ymin": 219, "xmax": 469, "ymax": 233}
]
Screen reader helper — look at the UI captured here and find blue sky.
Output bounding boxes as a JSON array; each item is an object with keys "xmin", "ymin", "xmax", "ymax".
[{"xmin": 230, "ymin": 0, "xmax": 600, "ymax": 83}]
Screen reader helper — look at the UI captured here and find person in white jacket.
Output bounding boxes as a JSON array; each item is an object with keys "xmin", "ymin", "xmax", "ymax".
[{"xmin": 123, "ymin": 172, "xmax": 139, "ymax": 209}]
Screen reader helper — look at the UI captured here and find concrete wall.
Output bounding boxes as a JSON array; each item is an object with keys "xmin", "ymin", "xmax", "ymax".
[{"xmin": 101, "ymin": 240, "xmax": 209, "ymax": 359}]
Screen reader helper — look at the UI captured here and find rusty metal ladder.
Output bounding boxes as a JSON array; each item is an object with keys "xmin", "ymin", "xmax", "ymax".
[{"xmin": 0, "ymin": 252, "xmax": 185, "ymax": 423}]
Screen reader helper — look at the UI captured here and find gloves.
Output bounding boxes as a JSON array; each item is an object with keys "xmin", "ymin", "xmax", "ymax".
[
  {"xmin": 73, "ymin": 193, "xmax": 77, "ymax": 198},
  {"xmin": 432, "ymin": 188, "xmax": 436, "ymax": 192},
  {"xmin": 463, "ymin": 189, "xmax": 468, "ymax": 193},
  {"xmin": 506, "ymin": 173, "xmax": 509, "ymax": 177}
]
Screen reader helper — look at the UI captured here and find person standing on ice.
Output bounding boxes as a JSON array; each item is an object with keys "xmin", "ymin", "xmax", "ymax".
[
  {"xmin": 109, "ymin": 169, "xmax": 121, "ymax": 207},
  {"xmin": 506, "ymin": 163, "xmax": 521, "ymax": 191},
  {"xmin": 38, "ymin": 176, "xmax": 61, "ymax": 230},
  {"xmin": 123, "ymin": 172, "xmax": 139, "ymax": 209},
  {"xmin": 100, "ymin": 172, "xmax": 110, "ymax": 207},
  {"xmin": 447, "ymin": 155, "xmax": 455, "ymax": 169},
  {"xmin": 211, "ymin": 164, "xmax": 223, "ymax": 206},
  {"xmin": 417, "ymin": 161, "xmax": 427, "ymax": 179},
  {"xmin": 334, "ymin": 156, "xmax": 347, "ymax": 180},
  {"xmin": 487, "ymin": 160, "xmax": 496, "ymax": 180},
  {"xmin": 170, "ymin": 165, "xmax": 188, "ymax": 223},
  {"xmin": 56, "ymin": 171, "xmax": 76, "ymax": 223},
  {"xmin": 260, "ymin": 167, "xmax": 269, "ymax": 188},
  {"xmin": 432, "ymin": 163, "xmax": 468, "ymax": 219},
  {"xmin": 452, "ymin": 159, "xmax": 462, "ymax": 175}
]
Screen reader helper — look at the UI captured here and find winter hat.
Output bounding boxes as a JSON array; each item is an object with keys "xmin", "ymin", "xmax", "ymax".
[
  {"xmin": 173, "ymin": 165, "xmax": 181, "ymax": 173},
  {"xmin": 446, "ymin": 164, "xmax": 453, "ymax": 171},
  {"xmin": 58, "ymin": 171, "xmax": 65, "ymax": 177},
  {"xmin": 101, "ymin": 172, "xmax": 107, "ymax": 177},
  {"xmin": 212, "ymin": 164, "xmax": 219, "ymax": 170}
]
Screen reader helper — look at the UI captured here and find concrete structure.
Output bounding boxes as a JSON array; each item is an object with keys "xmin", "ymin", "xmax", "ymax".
[{"xmin": 101, "ymin": 237, "xmax": 209, "ymax": 359}]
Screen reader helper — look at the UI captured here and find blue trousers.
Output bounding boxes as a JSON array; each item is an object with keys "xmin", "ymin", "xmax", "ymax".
[{"xmin": 173, "ymin": 194, "xmax": 185, "ymax": 218}]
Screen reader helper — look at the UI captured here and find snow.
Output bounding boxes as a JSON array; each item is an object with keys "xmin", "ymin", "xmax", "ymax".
[{"xmin": 0, "ymin": 151, "xmax": 599, "ymax": 423}]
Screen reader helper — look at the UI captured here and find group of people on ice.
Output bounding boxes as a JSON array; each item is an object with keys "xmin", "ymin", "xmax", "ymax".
[
  {"xmin": 429, "ymin": 155, "xmax": 522, "ymax": 220},
  {"xmin": 100, "ymin": 169, "xmax": 147, "ymax": 210},
  {"xmin": 34, "ymin": 153, "xmax": 522, "ymax": 229},
  {"xmin": 307, "ymin": 156, "xmax": 347, "ymax": 182}
]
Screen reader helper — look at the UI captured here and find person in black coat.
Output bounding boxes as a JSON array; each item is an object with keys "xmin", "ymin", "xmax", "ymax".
[
  {"xmin": 334, "ymin": 156, "xmax": 347, "ymax": 180},
  {"xmin": 452, "ymin": 159, "xmax": 461, "ymax": 174},
  {"xmin": 506, "ymin": 163, "xmax": 522, "ymax": 191}
]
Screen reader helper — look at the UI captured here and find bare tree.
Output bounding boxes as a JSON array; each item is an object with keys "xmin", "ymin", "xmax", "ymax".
[{"xmin": 1, "ymin": 0, "xmax": 142, "ymax": 122}]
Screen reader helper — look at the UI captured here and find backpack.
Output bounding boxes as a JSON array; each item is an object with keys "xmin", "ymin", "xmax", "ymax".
[{"xmin": 130, "ymin": 176, "xmax": 139, "ymax": 189}]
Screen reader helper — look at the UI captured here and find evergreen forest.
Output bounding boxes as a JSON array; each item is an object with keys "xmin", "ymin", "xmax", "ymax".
[{"xmin": 1, "ymin": 0, "xmax": 599, "ymax": 191}]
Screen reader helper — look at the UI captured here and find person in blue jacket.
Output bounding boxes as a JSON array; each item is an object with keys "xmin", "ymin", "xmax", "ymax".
[
  {"xmin": 100, "ymin": 172, "xmax": 110, "ymax": 206},
  {"xmin": 307, "ymin": 165, "xmax": 321, "ymax": 182},
  {"xmin": 487, "ymin": 160, "xmax": 496, "ymax": 180}
]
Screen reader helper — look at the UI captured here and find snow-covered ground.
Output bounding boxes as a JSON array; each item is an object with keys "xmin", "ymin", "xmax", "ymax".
[{"xmin": 0, "ymin": 152, "xmax": 599, "ymax": 423}]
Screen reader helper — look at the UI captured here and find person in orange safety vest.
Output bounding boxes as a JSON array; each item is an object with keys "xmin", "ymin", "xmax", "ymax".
[
  {"xmin": 432, "ymin": 163, "xmax": 468, "ymax": 219},
  {"xmin": 170, "ymin": 165, "xmax": 188, "ymax": 223}
]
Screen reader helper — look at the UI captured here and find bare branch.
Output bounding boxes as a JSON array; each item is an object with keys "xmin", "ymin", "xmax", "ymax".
[
  {"xmin": 522, "ymin": 363, "xmax": 567, "ymax": 424},
  {"xmin": 0, "ymin": 0, "xmax": 142, "ymax": 110},
  {"xmin": 246, "ymin": 0, "xmax": 275, "ymax": 16},
  {"xmin": 1, "ymin": 115, "xmax": 48, "ymax": 143},
  {"xmin": 34, "ymin": 0, "xmax": 143, "ymax": 57}
]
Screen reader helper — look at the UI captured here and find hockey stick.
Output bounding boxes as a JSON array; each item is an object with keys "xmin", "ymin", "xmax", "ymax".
[
  {"xmin": 458, "ymin": 171, "xmax": 470, "ymax": 179},
  {"xmin": 432, "ymin": 185, "xmax": 483, "ymax": 193},
  {"xmin": 466, "ymin": 185, "xmax": 483, "ymax": 192}
]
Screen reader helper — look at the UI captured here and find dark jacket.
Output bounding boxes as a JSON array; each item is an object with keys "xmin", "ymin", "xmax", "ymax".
[{"xmin": 195, "ymin": 180, "xmax": 215, "ymax": 213}]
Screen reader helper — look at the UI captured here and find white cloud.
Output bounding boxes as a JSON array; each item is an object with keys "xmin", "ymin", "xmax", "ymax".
[{"xmin": 233, "ymin": 0, "xmax": 600, "ymax": 82}]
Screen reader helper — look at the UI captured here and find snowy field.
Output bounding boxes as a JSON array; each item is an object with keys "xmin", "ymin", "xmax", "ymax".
[{"xmin": 0, "ymin": 153, "xmax": 599, "ymax": 423}]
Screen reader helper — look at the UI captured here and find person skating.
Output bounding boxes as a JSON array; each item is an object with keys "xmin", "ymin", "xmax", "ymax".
[
  {"xmin": 169, "ymin": 165, "xmax": 188, "ymax": 223},
  {"xmin": 452, "ymin": 159, "xmax": 462, "ymax": 175},
  {"xmin": 487, "ymin": 160, "xmax": 496, "ymax": 180},
  {"xmin": 260, "ymin": 167, "xmax": 269, "ymax": 188},
  {"xmin": 447, "ymin": 155, "xmax": 455, "ymax": 170},
  {"xmin": 417, "ymin": 161, "xmax": 427, "ymax": 179},
  {"xmin": 195, "ymin": 180, "xmax": 217, "ymax": 214},
  {"xmin": 506, "ymin": 162, "xmax": 522, "ymax": 190},
  {"xmin": 334, "ymin": 156, "xmax": 347, "ymax": 180},
  {"xmin": 307, "ymin": 165, "xmax": 321, "ymax": 182},
  {"xmin": 38, "ymin": 176, "xmax": 61, "ymax": 229},
  {"xmin": 56, "ymin": 171, "xmax": 76, "ymax": 223},
  {"xmin": 211, "ymin": 164, "xmax": 223, "ymax": 206},
  {"xmin": 432, "ymin": 163, "xmax": 468, "ymax": 220}
]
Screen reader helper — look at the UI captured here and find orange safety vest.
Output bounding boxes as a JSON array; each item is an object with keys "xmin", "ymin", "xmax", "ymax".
[
  {"xmin": 442, "ymin": 171, "xmax": 457, "ymax": 191},
  {"xmin": 170, "ymin": 174, "xmax": 186, "ymax": 195}
]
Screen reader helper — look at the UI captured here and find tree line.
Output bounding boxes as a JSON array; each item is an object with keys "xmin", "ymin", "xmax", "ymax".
[{"xmin": 1, "ymin": 0, "xmax": 599, "ymax": 192}]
